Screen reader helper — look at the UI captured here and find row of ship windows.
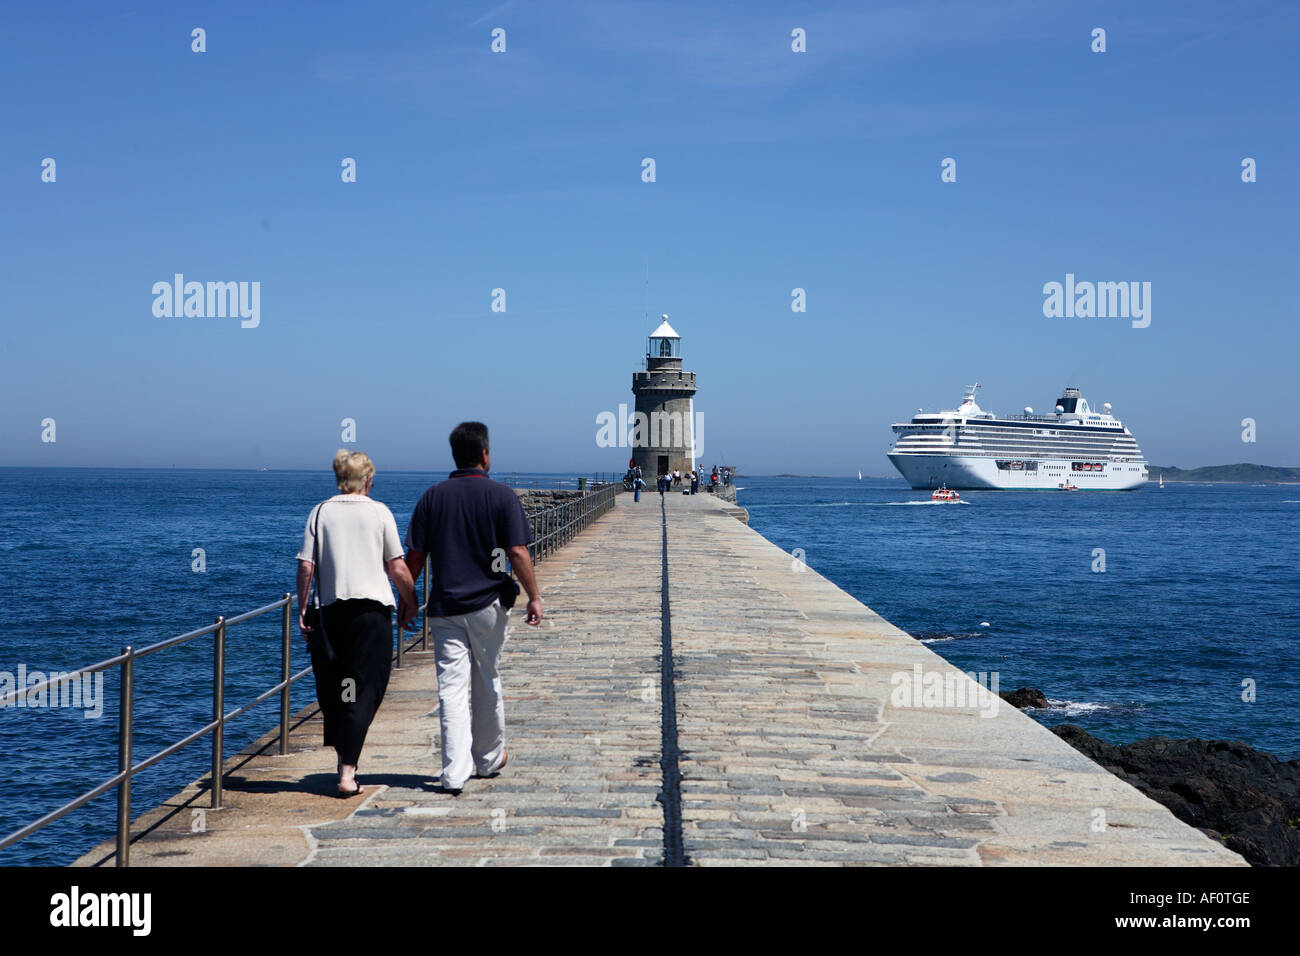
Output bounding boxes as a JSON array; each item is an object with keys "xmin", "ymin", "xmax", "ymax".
[
  {"xmin": 898, "ymin": 432, "xmax": 1136, "ymax": 442},
  {"xmin": 896, "ymin": 438, "xmax": 1138, "ymax": 448},
  {"xmin": 897, "ymin": 438, "xmax": 1137, "ymax": 447},
  {"xmin": 963, "ymin": 442, "xmax": 1135, "ymax": 450},
  {"xmin": 903, "ymin": 429, "xmax": 1126, "ymax": 439},
  {"xmin": 897, "ymin": 428, "xmax": 1134, "ymax": 438},
  {"xmin": 899, "ymin": 426, "xmax": 1123, "ymax": 434},
  {"xmin": 897, "ymin": 444, "xmax": 1137, "ymax": 454},
  {"xmin": 899, "ymin": 455, "xmax": 1144, "ymax": 463}
]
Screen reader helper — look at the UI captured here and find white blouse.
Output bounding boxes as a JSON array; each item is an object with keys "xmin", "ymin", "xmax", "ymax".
[{"xmin": 297, "ymin": 494, "xmax": 404, "ymax": 608}]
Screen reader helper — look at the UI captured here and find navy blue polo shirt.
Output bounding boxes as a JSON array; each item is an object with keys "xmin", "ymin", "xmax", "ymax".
[{"xmin": 405, "ymin": 468, "xmax": 534, "ymax": 616}]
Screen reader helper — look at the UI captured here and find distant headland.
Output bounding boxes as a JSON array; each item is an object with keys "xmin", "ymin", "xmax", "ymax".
[{"xmin": 1147, "ymin": 463, "xmax": 1300, "ymax": 484}]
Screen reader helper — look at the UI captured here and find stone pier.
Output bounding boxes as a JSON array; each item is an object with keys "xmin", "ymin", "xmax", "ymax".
[{"xmin": 75, "ymin": 492, "xmax": 1245, "ymax": 867}]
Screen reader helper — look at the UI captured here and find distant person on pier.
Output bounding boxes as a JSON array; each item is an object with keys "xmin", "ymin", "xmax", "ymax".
[
  {"xmin": 689, "ymin": 470, "xmax": 699, "ymax": 495},
  {"xmin": 710, "ymin": 467, "xmax": 719, "ymax": 491},
  {"xmin": 297, "ymin": 450, "xmax": 418, "ymax": 797},
  {"xmin": 403, "ymin": 422, "xmax": 542, "ymax": 794},
  {"xmin": 633, "ymin": 473, "xmax": 645, "ymax": 502},
  {"xmin": 673, "ymin": 468, "xmax": 681, "ymax": 487}
]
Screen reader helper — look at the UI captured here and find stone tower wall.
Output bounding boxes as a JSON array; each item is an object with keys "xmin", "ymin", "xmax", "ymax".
[{"xmin": 631, "ymin": 367, "xmax": 697, "ymax": 477}]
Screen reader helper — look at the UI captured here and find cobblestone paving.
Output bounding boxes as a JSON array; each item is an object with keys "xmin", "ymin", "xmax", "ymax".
[
  {"xmin": 664, "ymin": 495, "xmax": 1244, "ymax": 867},
  {"xmin": 77, "ymin": 490, "xmax": 1244, "ymax": 867},
  {"xmin": 305, "ymin": 501, "xmax": 668, "ymax": 867}
]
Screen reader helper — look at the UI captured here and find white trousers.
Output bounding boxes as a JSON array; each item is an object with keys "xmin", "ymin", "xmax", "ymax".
[{"xmin": 431, "ymin": 599, "xmax": 509, "ymax": 789}]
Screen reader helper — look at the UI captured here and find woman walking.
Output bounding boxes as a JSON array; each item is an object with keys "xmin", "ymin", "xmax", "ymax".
[{"xmin": 296, "ymin": 450, "xmax": 418, "ymax": 796}]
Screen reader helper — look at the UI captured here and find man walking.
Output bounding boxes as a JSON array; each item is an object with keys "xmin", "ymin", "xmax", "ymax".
[{"xmin": 404, "ymin": 422, "xmax": 543, "ymax": 793}]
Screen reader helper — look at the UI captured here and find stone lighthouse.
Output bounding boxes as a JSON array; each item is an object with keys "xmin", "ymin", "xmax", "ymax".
[{"xmin": 631, "ymin": 315, "xmax": 697, "ymax": 478}]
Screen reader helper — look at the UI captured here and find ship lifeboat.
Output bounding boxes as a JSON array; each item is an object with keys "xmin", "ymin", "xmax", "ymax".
[{"xmin": 932, "ymin": 484, "xmax": 961, "ymax": 501}]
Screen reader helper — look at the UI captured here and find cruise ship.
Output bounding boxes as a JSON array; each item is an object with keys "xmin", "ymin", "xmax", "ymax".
[{"xmin": 888, "ymin": 384, "xmax": 1148, "ymax": 490}]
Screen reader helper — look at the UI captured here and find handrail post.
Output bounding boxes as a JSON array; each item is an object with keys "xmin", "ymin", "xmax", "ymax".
[
  {"xmin": 422, "ymin": 554, "xmax": 430, "ymax": 651},
  {"xmin": 395, "ymin": 605, "xmax": 404, "ymax": 669},
  {"xmin": 280, "ymin": 595, "xmax": 291, "ymax": 756},
  {"xmin": 116, "ymin": 646, "xmax": 134, "ymax": 868},
  {"xmin": 212, "ymin": 616, "xmax": 225, "ymax": 809}
]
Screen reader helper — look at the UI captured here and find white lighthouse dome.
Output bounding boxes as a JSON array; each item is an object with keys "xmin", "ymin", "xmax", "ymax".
[{"xmin": 650, "ymin": 315, "xmax": 679, "ymax": 339}]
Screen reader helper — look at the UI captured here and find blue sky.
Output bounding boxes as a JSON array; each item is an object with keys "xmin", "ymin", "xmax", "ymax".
[{"xmin": 2, "ymin": 0, "xmax": 1296, "ymax": 474}]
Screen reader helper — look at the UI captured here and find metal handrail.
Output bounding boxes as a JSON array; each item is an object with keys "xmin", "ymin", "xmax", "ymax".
[
  {"xmin": 0, "ymin": 595, "xmax": 308, "ymax": 865},
  {"xmin": 0, "ymin": 482, "xmax": 621, "ymax": 865},
  {"xmin": 526, "ymin": 482, "xmax": 619, "ymax": 562},
  {"xmin": 1, "ymin": 583, "xmax": 432, "ymax": 866},
  {"xmin": 0, "ymin": 653, "xmax": 130, "ymax": 707}
]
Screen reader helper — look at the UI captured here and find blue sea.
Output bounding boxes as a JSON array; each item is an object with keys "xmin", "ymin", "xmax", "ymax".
[
  {"xmin": 0, "ymin": 467, "xmax": 591, "ymax": 866},
  {"xmin": 1, "ymin": 468, "xmax": 1297, "ymax": 865},
  {"xmin": 741, "ymin": 475, "xmax": 1300, "ymax": 758}
]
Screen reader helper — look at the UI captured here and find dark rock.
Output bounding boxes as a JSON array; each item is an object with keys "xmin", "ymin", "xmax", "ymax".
[
  {"xmin": 999, "ymin": 687, "xmax": 1048, "ymax": 709},
  {"xmin": 1052, "ymin": 724, "xmax": 1300, "ymax": 867},
  {"xmin": 515, "ymin": 489, "xmax": 586, "ymax": 516}
]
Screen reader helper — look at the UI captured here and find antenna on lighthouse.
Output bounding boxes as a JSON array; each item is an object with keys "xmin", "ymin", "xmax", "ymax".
[{"xmin": 641, "ymin": 262, "xmax": 650, "ymax": 369}]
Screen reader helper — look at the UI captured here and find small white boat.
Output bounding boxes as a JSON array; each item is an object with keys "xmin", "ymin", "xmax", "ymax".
[{"xmin": 857, "ymin": 471, "xmax": 863, "ymax": 480}]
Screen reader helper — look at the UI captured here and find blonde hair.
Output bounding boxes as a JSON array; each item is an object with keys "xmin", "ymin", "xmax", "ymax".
[{"xmin": 333, "ymin": 449, "xmax": 375, "ymax": 492}]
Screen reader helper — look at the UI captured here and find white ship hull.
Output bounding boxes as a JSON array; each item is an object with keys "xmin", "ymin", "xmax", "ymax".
[
  {"xmin": 889, "ymin": 453, "xmax": 1147, "ymax": 490},
  {"xmin": 889, "ymin": 384, "xmax": 1148, "ymax": 491}
]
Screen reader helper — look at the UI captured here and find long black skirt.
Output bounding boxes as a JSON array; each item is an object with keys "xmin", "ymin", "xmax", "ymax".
[{"xmin": 310, "ymin": 598, "xmax": 393, "ymax": 766}]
